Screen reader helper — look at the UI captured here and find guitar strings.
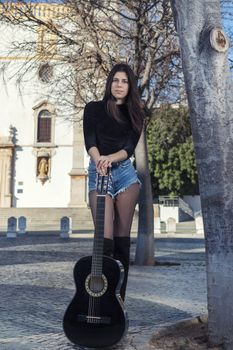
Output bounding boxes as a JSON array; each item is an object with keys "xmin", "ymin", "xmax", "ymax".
[
  {"xmin": 88, "ymin": 173, "xmax": 109, "ymax": 324},
  {"xmin": 88, "ymin": 228, "xmax": 105, "ymax": 322},
  {"xmin": 88, "ymin": 237, "xmax": 104, "ymax": 323},
  {"xmin": 88, "ymin": 230, "xmax": 103, "ymax": 323}
]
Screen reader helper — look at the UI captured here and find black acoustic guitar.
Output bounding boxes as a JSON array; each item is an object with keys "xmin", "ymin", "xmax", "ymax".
[{"xmin": 63, "ymin": 171, "xmax": 128, "ymax": 348}]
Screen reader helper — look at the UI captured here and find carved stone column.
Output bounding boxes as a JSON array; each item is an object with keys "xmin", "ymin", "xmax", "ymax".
[
  {"xmin": 69, "ymin": 118, "xmax": 87, "ymax": 207},
  {"xmin": 0, "ymin": 136, "xmax": 14, "ymax": 208}
]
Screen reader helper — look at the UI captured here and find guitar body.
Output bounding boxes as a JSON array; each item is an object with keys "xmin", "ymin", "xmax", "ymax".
[{"xmin": 63, "ymin": 255, "xmax": 128, "ymax": 348}]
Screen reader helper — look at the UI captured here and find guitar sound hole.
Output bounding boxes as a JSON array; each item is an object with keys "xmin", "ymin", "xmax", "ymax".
[
  {"xmin": 90, "ymin": 276, "xmax": 104, "ymax": 293},
  {"xmin": 85, "ymin": 274, "xmax": 108, "ymax": 297}
]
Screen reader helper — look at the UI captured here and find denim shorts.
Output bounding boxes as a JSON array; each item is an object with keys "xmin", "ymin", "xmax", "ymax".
[{"xmin": 88, "ymin": 158, "xmax": 141, "ymax": 198}]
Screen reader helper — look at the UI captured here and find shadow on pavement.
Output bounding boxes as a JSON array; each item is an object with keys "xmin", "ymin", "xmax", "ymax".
[{"xmin": 0, "ymin": 283, "xmax": 191, "ymax": 338}]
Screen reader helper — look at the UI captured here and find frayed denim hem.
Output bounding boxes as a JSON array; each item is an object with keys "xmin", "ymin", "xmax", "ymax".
[
  {"xmin": 114, "ymin": 179, "xmax": 141, "ymax": 198},
  {"xmin": 88, "ymin": 189, "xmax": 115, "ymax": 199}
]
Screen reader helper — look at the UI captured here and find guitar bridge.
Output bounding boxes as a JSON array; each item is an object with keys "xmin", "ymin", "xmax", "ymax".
[{"xmin": 77, "ymin": 314, "xmax": 111, "ymax": 324}]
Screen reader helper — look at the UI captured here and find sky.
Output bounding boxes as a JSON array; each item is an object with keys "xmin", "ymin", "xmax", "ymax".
[{"xmin": 221, "ymin": 1, "xmax": 233, "ymax": 66}]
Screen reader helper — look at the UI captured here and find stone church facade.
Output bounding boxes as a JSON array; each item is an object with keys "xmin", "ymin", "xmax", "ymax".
[{"xmin": 0, "ymin": 2, "xmax": 88, "ymax": 211}]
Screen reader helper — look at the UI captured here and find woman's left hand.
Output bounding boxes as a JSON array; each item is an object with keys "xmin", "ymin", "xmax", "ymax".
[{"xmin": 97, "ymin": 156, "xmax": 112, "ymax": 175}]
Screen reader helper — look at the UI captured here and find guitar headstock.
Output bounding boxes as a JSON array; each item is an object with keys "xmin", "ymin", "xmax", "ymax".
[{"xmin": 96, "ymin": 170, "xmax": 110, "ymax": 196}]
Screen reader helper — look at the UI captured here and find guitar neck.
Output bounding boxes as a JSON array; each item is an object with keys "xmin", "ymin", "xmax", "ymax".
[{"xmin": 92, "ymin": 195, "xmax": 106, "ymax": 276}]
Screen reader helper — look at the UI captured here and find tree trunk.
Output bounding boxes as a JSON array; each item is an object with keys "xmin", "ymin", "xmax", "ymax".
[
  {"xmin": 171, "ymin": 0, "xmax": 233, "ymax": 348},
  {"xmin": 134, "ymin": 124, "xmax": 155, "ymax": 266}
]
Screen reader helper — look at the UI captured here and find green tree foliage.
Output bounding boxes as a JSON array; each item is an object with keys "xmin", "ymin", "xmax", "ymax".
[{"xmin": 147, "ymin": 105, "xmax": 199, "ymax": 197}]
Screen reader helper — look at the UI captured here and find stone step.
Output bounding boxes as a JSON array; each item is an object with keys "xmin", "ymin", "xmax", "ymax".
[
  {"xmin": 0, "ymin": 207, "xmax": 138, "ymax": 233},
  {"xmin": 177, "ymin": 220, "xmax": 196, "ymax": 227},
  {"xmin": 176, "ymin": 221, "xmax": 196, "ymax": 233},
  {"xmin": 158, "ymin": 220, "xmax": 197, "ymax": 234}
]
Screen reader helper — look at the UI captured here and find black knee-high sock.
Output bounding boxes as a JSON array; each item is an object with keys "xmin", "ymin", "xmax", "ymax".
[
  {"xmin": 113, "ymin": 237, "xmax": 130, "ymax": 301},
  {"xmin": 103, "ymin": 238, "xmax": 114, "ymax": 257}
]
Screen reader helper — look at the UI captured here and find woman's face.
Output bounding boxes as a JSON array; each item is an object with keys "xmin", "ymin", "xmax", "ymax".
[{"xmin": 111, "ymin": 71, "xmax": 129, "ymax": 104}]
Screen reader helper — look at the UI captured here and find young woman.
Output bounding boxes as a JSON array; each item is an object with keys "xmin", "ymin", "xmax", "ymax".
[{"xmin": 83, "ymin": 63, "xmax": 144, "ymax": 301}]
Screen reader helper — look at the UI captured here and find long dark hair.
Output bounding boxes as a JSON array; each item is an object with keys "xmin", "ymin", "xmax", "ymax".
[{"xmin": 103, "ymin": 63, "xmax": 144, "ymax": 134}]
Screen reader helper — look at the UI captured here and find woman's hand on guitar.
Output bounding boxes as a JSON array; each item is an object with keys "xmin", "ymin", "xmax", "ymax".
[{"xmin": 97, "ymin": 156, "xmax": 112, "ymax": 175}]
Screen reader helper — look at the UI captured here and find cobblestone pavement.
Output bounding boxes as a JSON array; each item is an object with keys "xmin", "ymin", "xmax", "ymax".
[{"xmin": 0, "ymin": 234, "xmax": 207, "ymax": 350}]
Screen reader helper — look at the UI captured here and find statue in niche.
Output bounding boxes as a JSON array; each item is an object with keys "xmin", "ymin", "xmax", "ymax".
[{"xmin": 37, "ymin": 157, "xmax": 49, "ymax": 184}]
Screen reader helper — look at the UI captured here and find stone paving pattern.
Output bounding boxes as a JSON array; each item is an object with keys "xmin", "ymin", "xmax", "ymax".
[{"xmin": 0, "ymin": 234, "xmax": 207, "ymax": 350}]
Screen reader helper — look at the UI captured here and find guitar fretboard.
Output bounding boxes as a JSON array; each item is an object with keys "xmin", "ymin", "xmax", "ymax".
[{"xmin": 91, "ymin": 195, "xmax": 105, "ymax": 276}]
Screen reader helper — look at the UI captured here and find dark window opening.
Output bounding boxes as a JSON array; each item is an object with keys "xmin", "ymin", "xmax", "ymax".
[{"xmin": 37, "ymin": 110, "xmax": 51, "ymax": 142}]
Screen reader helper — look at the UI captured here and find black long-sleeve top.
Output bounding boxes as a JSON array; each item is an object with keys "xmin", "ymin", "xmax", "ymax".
[{"xmin": 83, "ymin": 100, "xmax": 141, "ymax": 158}]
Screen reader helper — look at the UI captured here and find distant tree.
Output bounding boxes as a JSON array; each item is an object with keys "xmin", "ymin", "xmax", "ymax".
[{"xmin": 147, "ymin": 105, "xmax": 198, "ymax": 197}]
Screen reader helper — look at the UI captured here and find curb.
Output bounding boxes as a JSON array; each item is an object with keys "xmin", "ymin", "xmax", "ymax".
[{"xmin": 149, "ymin": 314, "xmax": 208, "ymax": 344}]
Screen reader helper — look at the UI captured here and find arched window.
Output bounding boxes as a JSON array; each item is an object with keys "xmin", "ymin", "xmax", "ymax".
[{"xmin": 37, "ymin": 110, "xmax": 51, "ymax": 143}]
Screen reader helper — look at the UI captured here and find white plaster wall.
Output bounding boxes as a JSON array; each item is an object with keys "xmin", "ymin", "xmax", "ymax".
[
  {"xmin": 14, "ymin": 146, "xmax": 72, "ymax": 207},
  {"xmin": 0, "ymin": 70, "xmax": 74, "ymax": 208},
  {"xmin": 0, "ymin": 75, "xmax": 73, "ymax": 146},
  {"xmin": 84, "ymin": 149, "xmax": 90, "ymax": 169},
  {"xmin": 0, "ymin": 62, "xmax": 74, "ymax": 208},
  {"xmin": 0, "ymin": 22, "xmax": 84, "ymax": 208},
  {"xmin": 159, "ymin": 205, "xmax": 179, "ymax": 223},
  {"xmin": 55, "ymin": 118, "xmax": 73, "ymax": 145},
  {"xmin": 1, "ymin": 80, "xmax": 36, "ymax": 144},
  {"xmin": 0, "ymin": 23, "xmax": 35, "ymax": 55}
]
